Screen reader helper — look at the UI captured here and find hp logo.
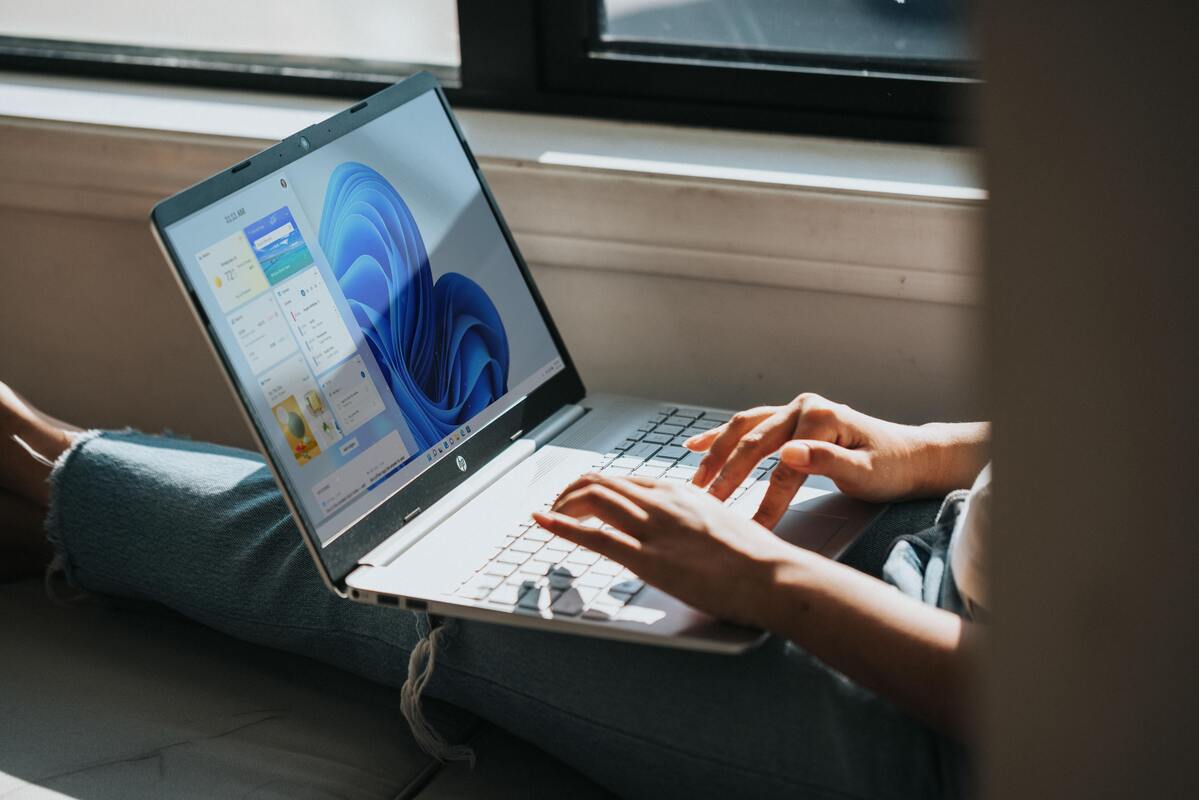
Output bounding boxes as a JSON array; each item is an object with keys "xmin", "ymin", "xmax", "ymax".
[{"xmin": 456, "ymin": 455, "xmax": 468, "ymax": 472}]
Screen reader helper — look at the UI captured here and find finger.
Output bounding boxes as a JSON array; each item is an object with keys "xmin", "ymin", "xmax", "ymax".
[
  {"xmin": 692, "ymin": 406, "xmax": 776, "ymax": 487},
  {"xmin": 552, "ymin": 483, "xmax": 651, "ymax": 534},
  {"xmin": 707, "ymin": 408, "xmax": 797, "ymax": 501},
  {"xmin": 558, "ymin": 471, "xmax": 660, "ymax": 500},
  {"xmin": 789, "ymin": 397, "xmax": 844, "ymax": 446},
  {"xmin": 779, "ymin": 440, "xmax": 871, "ymax": 488},
  {"xmin": 532, "ymin": 511, "xmax": 645, "ymax": 569},
  {"xmin": 752, "ymin": 458, "xmax": 809, "ymax": 529},
  {"xmin": 683, "ymin": 424, "xmax": 724, "ymax": 452},
  {"xmin": 554, "ymin": 474, "xmax": 673, "ymax": 529}
]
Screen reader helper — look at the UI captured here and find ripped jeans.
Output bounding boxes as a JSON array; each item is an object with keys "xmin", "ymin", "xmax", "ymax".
[{"xmin": 46, "ymin": 430, "xmax": 969, "ymax": 800}]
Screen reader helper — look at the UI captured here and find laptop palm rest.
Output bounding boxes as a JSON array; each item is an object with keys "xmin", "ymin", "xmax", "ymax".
[{"xmin": 732, "ymin": 474, "xmax": 882, "ymax": 558}]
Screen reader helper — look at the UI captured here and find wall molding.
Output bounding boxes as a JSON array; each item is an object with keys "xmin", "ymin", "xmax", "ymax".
[{"xmin": 0, "ymin": 115, "xmax": 982, "ymax": 306}]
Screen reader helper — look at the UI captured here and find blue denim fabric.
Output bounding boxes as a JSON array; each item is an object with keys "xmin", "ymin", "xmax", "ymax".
[{"xmin": 47, "ymin": 430, "xmax": 967, "ymax": 800}]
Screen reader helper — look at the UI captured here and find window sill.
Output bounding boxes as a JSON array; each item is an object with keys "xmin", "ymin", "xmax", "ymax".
[{"xmin": 0, "ymin": 72, "xmax": 984, "ymax": 305}]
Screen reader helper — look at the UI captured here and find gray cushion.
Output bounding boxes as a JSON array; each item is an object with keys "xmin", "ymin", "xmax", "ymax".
[{"xmin": 0, "ymin": 580, "xmax": 610, "ymax": 798}]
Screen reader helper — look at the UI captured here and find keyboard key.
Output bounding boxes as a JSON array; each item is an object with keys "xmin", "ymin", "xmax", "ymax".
[
  {"xmin": 690, "ymin": 418, "xmax": 720, "ymax": 430},
  {"xmin": 577, "ymin": 570, "xmax": 612, "ymax": 589},
  {"xmin": 655, "ymin": 423, "xmax": 684, "ymax": 436},
  {"xmin": 604, "ymin": 466, "xmax": 633, "ymax": 476},
  {"xmin": 517, "ymin": 585, "xmax": 552, "ymax": 612},
  {"xmin": 524, "ymin": 528, "xmax": 551, "ymax": 542},
  {"xmin": 550, "ymin": 587, "xmax": 586, "ymax": 616},
  {"xmin": 510, "ymin": 538, "xmax": 541, "ymax": 553},
  {"xmin": 617, "ymin": 439, "xmax": 638, "ymax": 450},
  {"xmin": 633, "ymin": 465, "xmax": 664, "ymax": 478},
  {"xmin": 496, "ymin": 548, "xmax": 531, "ymax": 565},
  {"xmin": 641, "ymin": 432, "xmax": 672, "ymax": 445},
  {"xmin": 566, "ymin": 549, "xmax": 601, "ymax": 566},
  {"xmin": 488, "ymin": 584, "xmax": 521, "ymax": 605},
  {"xmin": 656, "ymin": 445, "xmax": 688, "ymax": 461},
  {"xmin": 587, "ymin": 595, "xmax": 626, "ymax": 617},
  {"xmin": 462, "ymin": 573, "xmax": 501, "ymax": 593},
  {"xmin": 483, "ymin": 559, "xmax": 518, "ymax": 578},
  {"xmin": 664, "ymin": 465, "xmax": 697, "ymax": 481},
  {"xmin": 680, "ymin": 451, "xmax": 705, "ymax": 467},
  {"xmin": 547, "ymin": 565, "xmax": 578, "ymax": 590},
  {"xmin": 703, "ymin": 412, "xmax": 731, "ymax": 423},
  {"xmin": 608, "ymin": 578, "xmax": 645, "ymax": 598},
  {"xmin": 591, "ymin": 559, "xmax": 622, "ymax": 576},
  {"xmin": 625, "ymin": 442, "xmax": 659, "ymax": 459},
  {"xmin": 673, "ymin": 407, "xmax": 704, "ymax": 419},
  {"xmin": 574, "ymin": 585, "xmax": 601, "ymax": 605},
  {"xmin": 530, "ymin": 549, "xmax": 560, "ymax": 564},
  {"xmin": 519, "ymin": 560, "xmax": 549, "ymax": 576},
  {"xmin": 544, "ymin": 537, "xmax": 575, "ymax": 552}
]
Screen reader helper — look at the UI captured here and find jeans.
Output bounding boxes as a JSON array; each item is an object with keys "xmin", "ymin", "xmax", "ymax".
[{"xmin": 46, "ymin": 430, "xmax": 967, "ymax": 800}]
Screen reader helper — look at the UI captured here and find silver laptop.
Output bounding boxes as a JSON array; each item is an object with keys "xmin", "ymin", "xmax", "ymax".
[{"xmin": 151, "ymin": 73, "xmax": 882, "ymax": 654}]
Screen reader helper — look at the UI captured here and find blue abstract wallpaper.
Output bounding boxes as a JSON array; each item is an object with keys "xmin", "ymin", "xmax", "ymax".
[{"xmin": 318, "ymin": 162, "xmax": 509, "ymax": 453}]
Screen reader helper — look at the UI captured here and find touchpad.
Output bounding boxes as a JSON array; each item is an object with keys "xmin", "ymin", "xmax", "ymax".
[
  {"xmin": 731, "ymin": 474, "xmax": 851, "ymax": 553},
  {"xmin": 773, "ymin": 510, "xmax": 847, "ymax": 553}
]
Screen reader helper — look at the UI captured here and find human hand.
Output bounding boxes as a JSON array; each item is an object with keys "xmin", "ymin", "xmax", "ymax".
[
  {"xmin": 533, "ymin": 474, "xmax": 801, "ymax": 628},
  {"xmin": 686, "ymin": 393, "xmax": 941, "ymax": 527}
]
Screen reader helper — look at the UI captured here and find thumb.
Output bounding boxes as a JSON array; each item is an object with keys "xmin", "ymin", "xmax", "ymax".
[{"xmin": 778, "ymin": 440, "xmax": 869, "ymax": 485}]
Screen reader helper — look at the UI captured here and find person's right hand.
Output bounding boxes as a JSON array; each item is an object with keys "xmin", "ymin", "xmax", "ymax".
[{"xmin": 686, "ymin": 393, "xmax": 944, "ymax": 528}]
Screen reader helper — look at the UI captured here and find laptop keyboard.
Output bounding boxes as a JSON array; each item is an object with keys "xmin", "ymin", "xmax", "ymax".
[{"xmin": 451, "ymin": 406, "xmax": 779, "ymax": 621}]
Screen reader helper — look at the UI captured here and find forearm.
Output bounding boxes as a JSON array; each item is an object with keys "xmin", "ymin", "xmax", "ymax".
[
  {"xmin": 761, "ymin": 549, "xmax": 980, "ymax": 739},
  {"xmin": 914, "ymin": 421, "xmax": 990, "ymax": 496}
]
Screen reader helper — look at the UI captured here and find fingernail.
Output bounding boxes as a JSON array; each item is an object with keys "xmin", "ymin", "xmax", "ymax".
[
  {"xmin": 785, "ymin": 443, "xmax": 811, "ymax": 467},
  {"xmin": 683, "ymin": 435, "xmax": 700, "ymax": 449}
]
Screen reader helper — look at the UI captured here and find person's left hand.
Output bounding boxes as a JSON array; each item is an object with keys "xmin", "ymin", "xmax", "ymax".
[{"xmin": 532, "ymin": 473, "xmax": 801, "ymax": 628}]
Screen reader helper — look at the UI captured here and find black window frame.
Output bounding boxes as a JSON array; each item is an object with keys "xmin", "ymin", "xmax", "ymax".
[{"xmin": 0, "ymin": 0, "xmax": 976, "ymax": 144}]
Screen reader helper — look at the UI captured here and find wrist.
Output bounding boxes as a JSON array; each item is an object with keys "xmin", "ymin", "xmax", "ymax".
[
  {"xmin": 913, "ymin": 422, "xmax": 990, "ymax": 496},
  {"xmin": 754, "ymin": 547, "xmax": 821, "ymax": 633}
]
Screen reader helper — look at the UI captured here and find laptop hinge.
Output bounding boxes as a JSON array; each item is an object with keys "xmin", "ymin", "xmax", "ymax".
[{"xmin": 355, "ymin": 403, "xmax": 587, "ymax": 569}]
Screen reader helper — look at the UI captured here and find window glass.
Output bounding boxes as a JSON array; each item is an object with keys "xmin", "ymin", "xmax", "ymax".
[{"xmin": 601, "ymin": 0, "xmax": 974, "ymax": 72}]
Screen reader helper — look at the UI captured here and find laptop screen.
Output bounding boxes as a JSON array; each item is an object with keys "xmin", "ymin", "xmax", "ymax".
[{"xmin": 162, "ymin": 90, "xmax": 566, "ymax": 545}]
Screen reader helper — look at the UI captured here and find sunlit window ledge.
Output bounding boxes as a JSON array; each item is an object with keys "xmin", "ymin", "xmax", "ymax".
[
  {"xmin": 0, "ymin": 72, "xmax": 985, "ymax": 305},
  {"xmin": 0, "ymin": 72, "xmax": 983, "ymax": 201}
]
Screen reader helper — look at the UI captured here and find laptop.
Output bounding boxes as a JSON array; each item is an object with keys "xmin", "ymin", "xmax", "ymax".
[{"xmin": 150, "ymin": 72, "xmax": 883, "ymax": 654}]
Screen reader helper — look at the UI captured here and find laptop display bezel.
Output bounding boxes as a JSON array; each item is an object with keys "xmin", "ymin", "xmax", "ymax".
[{"xmin": 150, "ymin": 72, "xmax": 586, "ymax": 588}]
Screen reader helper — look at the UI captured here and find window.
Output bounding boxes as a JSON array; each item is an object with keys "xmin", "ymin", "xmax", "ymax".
[
  {"xmin": 0, "ymin": 0, "xmax": 977, "ymax": 143},
  {"xmin": 600, "ymin": 0, "xmax": 973, "ymax": 71}
]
